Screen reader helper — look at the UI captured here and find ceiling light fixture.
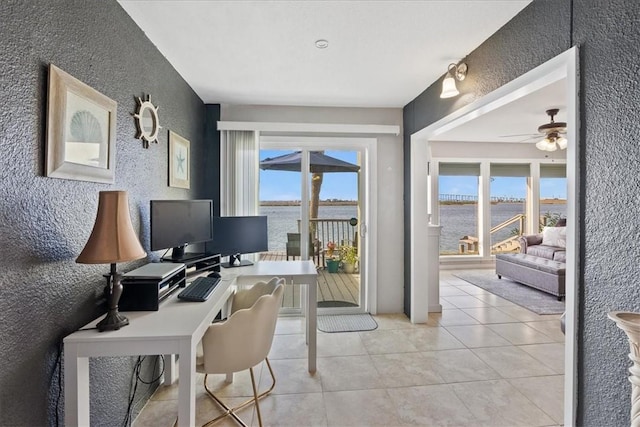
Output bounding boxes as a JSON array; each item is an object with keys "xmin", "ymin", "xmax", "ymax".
[
  {"xmin": 535, "ymin": 109, "xmax": 567, "ymax": 151},
  {"xmin": 315, "ymin": 39, "xmax": 329, "ymax": 49},
  {"xmin": 440, "ymin": 62, "xmax": 467, "ymax": 99}
]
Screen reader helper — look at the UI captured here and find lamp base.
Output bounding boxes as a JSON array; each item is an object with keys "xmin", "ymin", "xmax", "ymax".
[
  {"xmin": 97, "ymin": 309, "xmax": 129, "ymax": 332},
  {"xmin": 97, "ymin": 267, "xmax": 129, "ymax": 332}
]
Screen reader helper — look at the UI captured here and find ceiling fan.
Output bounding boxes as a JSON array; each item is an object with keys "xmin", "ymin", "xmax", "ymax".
[
  {"xmin": 535, "ymin": 108, "xmax": 567, "ymax": 151},
  {"xmin": 500, "ymin": 109, "xmax": 568, "ymax": 151}
]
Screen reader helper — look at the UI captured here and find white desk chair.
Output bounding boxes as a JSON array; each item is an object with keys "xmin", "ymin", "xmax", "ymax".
[{"xmin": 196, "ymin": 278, "xmax": 284, "ymax": 427}]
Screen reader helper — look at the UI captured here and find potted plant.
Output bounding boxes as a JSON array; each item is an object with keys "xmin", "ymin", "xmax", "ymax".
[
  {"xmin": 325, "ymin": 241, "xmax": 340, "ymax": 273},
  {"xmin": 326, "ymin": 241, "xmax": 336, "ymax": 257},
  {"xmin": 340, "ymin": 245, "xmax": 358, "ymax": 274}
]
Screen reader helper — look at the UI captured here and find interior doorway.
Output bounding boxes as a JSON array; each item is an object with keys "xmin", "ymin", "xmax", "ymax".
[
  {"xmin": 409, "ymin": 47, "xmax": 579, "ymax": 425},
  {"xmin": 259, "ymin": 136, "xmax": 377, "ymax": 315}
]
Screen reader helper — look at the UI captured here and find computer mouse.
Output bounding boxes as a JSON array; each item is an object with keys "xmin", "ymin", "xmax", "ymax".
[{"xmin": 208, "ymin": 271, "xmax": 221, "ymax": 279}]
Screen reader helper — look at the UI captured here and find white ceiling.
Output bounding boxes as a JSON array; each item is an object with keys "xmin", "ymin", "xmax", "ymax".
[
  {"xmin": 117, "ymin": 0, "xmax": 531, "ymax": 108},
  {"xmin": 433, "ymin": 78, "xmax": 568, "ymax": 143}
]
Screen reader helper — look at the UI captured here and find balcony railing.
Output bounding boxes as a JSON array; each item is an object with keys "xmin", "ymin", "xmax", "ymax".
[
  {"xmin": 456, "ymin": 214, "xmax": 526, "ymax": 255},
  {"xmin": 298, "ymin": 218, "xmax": 358, "ymax": 248},
  {"xmin": 490, "ymin": 214, "xmax": 525, "ymax": 253}
]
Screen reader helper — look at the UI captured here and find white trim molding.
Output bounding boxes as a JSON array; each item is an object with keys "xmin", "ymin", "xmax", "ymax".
[{"xmin": 218, "ymin": 121, "xmax": 400, "ymax": 136}]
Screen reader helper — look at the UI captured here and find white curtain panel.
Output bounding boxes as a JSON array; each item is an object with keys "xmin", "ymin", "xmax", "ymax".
[
  {"xmin": 220, "ymin": 130, "xmax": 259, "ymax": 217},
  {"xmin": 220, "ymin": 130, "xmax": 260, "ymax": 263}
]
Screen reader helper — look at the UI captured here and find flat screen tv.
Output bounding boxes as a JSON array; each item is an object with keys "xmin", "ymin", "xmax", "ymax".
[
  {"xmin": 210, "ymin": 216, "xmax": 268, "ymax": 267},
  {"xmin": 150, "ymin": 199, "xmax": 213, "ymax": 261}
]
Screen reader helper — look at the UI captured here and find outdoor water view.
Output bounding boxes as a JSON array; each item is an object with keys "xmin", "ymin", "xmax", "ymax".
[
  {"xmin": 439, "ymin": 174, "xmax": 567, "ymax": 255},
  {"xmin": 260, "ymin": 156, "xmax": 567, "ymax": 256},
  {"xmin": 259, "ymin": 149, "xmax": 360, "ymax": 253},
  {"xmin": 259, "ymin": 204, "xmax": 358, "ymax": 251},
  {"xmin": 439, "ymin": 201, "xmax": 566, "ymax": 254}
]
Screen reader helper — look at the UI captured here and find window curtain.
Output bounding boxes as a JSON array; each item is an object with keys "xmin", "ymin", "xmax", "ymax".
[
  {"xmin": 220, "ymin": 130, "xmax": 259, "ymax": 217},
  {"xmin": 489, "ymin": 163, "xmax": 531, "ymax": 177},
  {"xmin": 540, "ymin": 164, "xmax": 567, "ymax": 178},
  {"xmin": 439, "ymin": 162, "xmax": 481, "ymax": 176}
]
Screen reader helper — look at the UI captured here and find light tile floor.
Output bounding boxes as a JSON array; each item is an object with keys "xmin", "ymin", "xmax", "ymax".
[{"xmin": 133, "ymin": 270, "xmax": 565, "ymax": 427}]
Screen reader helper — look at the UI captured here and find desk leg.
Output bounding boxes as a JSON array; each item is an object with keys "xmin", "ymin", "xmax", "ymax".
[
  {"xmin": 64, "ymin": 347, "xmax": 90, "ymax": 426},
  {"xmin": 307, "ymin": 280, "xmax": 317, "ymax": 373},
  {"xmin": 164, "ymin": 354, "xmax": 177, "ymax": 384},
  {"xmin": 177, "ymin": 341, "xmax": 196, "ymax": 427}
]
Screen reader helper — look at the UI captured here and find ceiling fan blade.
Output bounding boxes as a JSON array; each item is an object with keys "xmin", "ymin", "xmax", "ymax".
[
  {"xmin": 519, "ymin": 135, "xmax": 542, "ymax": 142},
  {"xmin": 499, "ymin": 133, "xmax": 540, "ymax": 138}
]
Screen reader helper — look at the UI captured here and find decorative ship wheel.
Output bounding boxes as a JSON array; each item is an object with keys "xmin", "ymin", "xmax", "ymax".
[{"xmin": 133, "ymin": 95, "xmax": 160, "ymax": 148}]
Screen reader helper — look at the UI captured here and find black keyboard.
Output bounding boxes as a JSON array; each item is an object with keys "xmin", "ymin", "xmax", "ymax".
[{"xmin": 178, "ymin": 276, "xmax": 220, "ymax": 302}]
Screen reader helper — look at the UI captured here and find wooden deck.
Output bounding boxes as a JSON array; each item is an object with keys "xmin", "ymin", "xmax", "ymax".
[{"xmin": 259, "ymin": 251, "xmax": 360, "ymax": 308}]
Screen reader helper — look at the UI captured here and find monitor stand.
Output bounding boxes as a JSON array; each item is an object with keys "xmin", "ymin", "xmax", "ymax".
[{"xmin": 221, "ymin": 253, "xmax": 253, "ymax": 268}]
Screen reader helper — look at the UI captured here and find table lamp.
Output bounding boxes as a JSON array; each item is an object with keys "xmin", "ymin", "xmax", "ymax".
[{"xmin": 76, "ymin": 191, "xmax": 146, "ymax": 332}]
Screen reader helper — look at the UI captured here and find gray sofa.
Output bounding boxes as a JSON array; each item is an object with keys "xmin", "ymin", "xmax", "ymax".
[
  {"xmin": 518, "ymin": 233, "xmax": 566, "ymax": 262},
  {"xmin": 495, "ymin": 221, "xmax": 567, "ymax": 300},
  {"xmin": 496, "ymin": 253, "xmax": 565, "ymax": 300}
]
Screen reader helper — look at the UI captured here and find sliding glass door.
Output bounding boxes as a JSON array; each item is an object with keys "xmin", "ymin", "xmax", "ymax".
[{"xmin": 259, "ymin": 140, "xmax": 369, "ymax": 315}]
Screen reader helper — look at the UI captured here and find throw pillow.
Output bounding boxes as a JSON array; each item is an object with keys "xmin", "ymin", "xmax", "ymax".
[{"xmin": 542, "ymin": 226, "xmax": 566, "ymax": 248}]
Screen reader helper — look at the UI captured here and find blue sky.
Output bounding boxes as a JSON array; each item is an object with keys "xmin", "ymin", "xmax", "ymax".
[
  {"xmin": 259, "ymin": 149, "xmax": 567, "ymax": 200},
  {"xmin": 259, "ymin": 150, "xmax": 359, "ymax": 200},
  {"xmin": 440, "ymin": 176, "xmax": 567, "ymax": 199}
]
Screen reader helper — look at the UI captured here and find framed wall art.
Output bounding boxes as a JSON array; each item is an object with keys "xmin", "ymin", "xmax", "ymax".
[
  {"xmin": 46, "ymin": 64, "xmax": 117, "ymax": 183},
  {"xmin": 169, "ymin": 130, "xmax": 190, "ymax": 189}
]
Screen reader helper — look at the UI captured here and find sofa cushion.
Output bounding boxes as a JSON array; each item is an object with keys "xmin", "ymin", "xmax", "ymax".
[
  {"xmin": 542, "ymin": 226, "xmax": 566, "ymax": 248},
  {"xmin": 553, "ymin": 251, "xmax": 566, "ymax": 262},
  {"xmin": 496, "ymin": 253, "xmax": 566, "ymax": 275},
  {"xmin": 527, "ymin": 244, "xmax": 562, "ymax": 259}
]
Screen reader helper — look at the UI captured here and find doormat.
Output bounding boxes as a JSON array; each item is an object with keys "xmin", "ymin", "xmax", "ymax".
[
  {"xmin": 318, "ymin": 300, "xmax": 359, "ymax": 308},
  {"xmin": 454, "ymin": 271, "xmax": 565, "ymax": 315},
  {"xmin": 317, "ymin": 314, "xmax": 378, "ymax": 333}
]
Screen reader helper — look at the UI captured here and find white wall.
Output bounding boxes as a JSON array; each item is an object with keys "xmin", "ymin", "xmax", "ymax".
[
  {"xmin": 221, "ymin": 105, "xmax": 405, "ymax": 313},
  {"xmin": 430, "ymin": 140, "xmax": 567, "ymax": 160}
]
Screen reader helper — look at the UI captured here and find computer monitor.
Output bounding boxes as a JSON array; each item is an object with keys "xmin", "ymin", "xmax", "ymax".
[
  {"xmin": 210, "ymin": 215, "xmax": 268, "ymax": 267},
  {"xmin": 150, "ymin": 199, "xmax": 213, "ymax": 261}
]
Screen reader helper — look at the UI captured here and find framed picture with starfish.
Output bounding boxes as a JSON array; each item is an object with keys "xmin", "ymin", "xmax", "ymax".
[{"xmin": 169, "ymin": 130, "xmax": 190, "ymax": 189}]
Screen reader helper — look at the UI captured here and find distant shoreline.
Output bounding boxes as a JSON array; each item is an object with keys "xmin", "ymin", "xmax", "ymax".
[
  {"xmin": 260, "ymin": 200, "xmax": 357, "ymax": 206},
  {"xmin": 261, "ymin": 199, "xmax": 566, "ymax": 206},
  {"xmin": 440, "ymin": 198, "xmax": 567, "ymax": 206}
]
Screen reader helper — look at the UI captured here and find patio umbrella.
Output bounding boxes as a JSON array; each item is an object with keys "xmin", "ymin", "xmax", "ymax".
[
  {"xmin": 259, "ymin": 151, "xmax": 360, "ymax": 173},
  {"xmin": 259, "ymin": 151, "xmax": 360, "ymax": 221}
]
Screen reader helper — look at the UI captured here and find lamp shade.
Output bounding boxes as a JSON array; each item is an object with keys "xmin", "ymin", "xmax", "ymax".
[
  {"xmin": 557, "ymin": 136, "xmax": 568, "ymax": 150},
  {"xmin": 77, "ymin": 191, "xmax": 146, "ymax": 264},
  {"xmin": 440, "ymin": 75, "xmax": 459, "ymax": 98},
  {"xmin": 536, "ymin": 138, "xmax": 557, "ymax": 152}
]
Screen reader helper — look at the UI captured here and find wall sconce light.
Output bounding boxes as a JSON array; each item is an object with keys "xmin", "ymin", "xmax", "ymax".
[{"xmin": 440, "ymin": 62, "xmax": 468, "ymax": 99}]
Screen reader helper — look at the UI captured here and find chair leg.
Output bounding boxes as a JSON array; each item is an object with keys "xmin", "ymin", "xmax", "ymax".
[
  {"xmin": 249, "ymin": 367, "xmax": 262, "ymax": 427},
  {"xmin": 201, "ymin": 359, "xmax": 276, "ymax": 427},
  {"xmin": 202, "ymin": 374, "xmax": 248, "ymax": 427},
  {"xmin": 228, "ymin": 357, "xmax": 276, "ymax": 414}
]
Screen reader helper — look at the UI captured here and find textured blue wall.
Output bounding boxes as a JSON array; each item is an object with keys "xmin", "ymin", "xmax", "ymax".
[
  {"xmin": 0, "ymin": 1, "xmax": 217, "ymax": 425},
  {"xmin": 403, "ymin": 0, "xmax": 640, "ymax": 424}
]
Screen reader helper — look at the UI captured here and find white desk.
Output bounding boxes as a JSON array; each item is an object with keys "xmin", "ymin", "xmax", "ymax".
[{"xmin": 64, "ymin": 260, "xmax": 317, "ymax": 427}]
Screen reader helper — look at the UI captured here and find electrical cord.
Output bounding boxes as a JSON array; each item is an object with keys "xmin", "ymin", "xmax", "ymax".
[
  {"xmin": 51, "ymin": 340, "xmax": 63, "ymax": 427},
  {"xmin": 122, "ymin": 355, "xmax": 165, "ymax": 427}
]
